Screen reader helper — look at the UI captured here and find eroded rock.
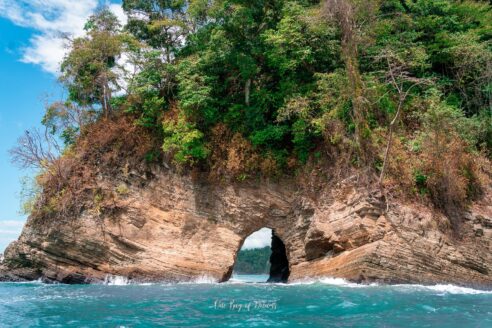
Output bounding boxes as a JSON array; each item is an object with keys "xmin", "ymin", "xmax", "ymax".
[{"xmin": 1, "ymin": 168, "xmax": 492, "ymax": 288}]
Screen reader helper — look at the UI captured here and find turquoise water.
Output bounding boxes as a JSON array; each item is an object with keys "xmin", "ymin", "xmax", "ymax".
[{"xmin": 1, "ymin": 275, "xmax": 492, "ymax": 327}]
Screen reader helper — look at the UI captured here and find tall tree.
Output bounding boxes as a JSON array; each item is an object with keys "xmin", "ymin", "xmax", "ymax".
[
  {"xmin": 323, "ymin": 0, "xmax": 380, "ymax": 163},
  {"xmin": 60, "ymin": 8, "xmax": 124, "ymax": 118},
  {"xmin": 123, "ymin": 0, "xmax": 191, "ymax": 63}
]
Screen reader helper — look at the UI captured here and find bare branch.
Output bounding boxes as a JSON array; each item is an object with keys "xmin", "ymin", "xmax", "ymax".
[
  {"xmin": 10, "ymin": 128, "xmax": 61, "ymax": 170},
  {"xmin": 377, "ymin": 50, "xmax": 433, "ymax": 184}
]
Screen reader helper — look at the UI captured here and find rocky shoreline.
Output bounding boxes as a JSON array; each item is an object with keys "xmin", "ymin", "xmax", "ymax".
[{"xmin": 1, "ymin": 165, "xmax": 492, "ymax": 287}]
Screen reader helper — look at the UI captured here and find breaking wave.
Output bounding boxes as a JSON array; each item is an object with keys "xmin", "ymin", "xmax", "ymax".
[
  {"xmin": 103, "ymin": 275, "xmax": 130, "ymax": 286},
  {"xmin": 184, "ymin": 275, "xmax": 219, "ymax": 284},
  {"xmin": 289, "ymin": 276, "xmax": 492, "ymax": 294},
  {"xmin": 89, "ymin": 274, "xmax": 492, "ymax": 294}
]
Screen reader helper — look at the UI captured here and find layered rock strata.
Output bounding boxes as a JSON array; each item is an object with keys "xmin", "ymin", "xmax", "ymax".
[{"xmin": 1, "ymin": 165, "xmax": 491, "ymax": 287}]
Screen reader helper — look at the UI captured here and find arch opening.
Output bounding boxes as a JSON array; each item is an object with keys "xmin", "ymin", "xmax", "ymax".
[{"xmin": 229, "ymin": 228, "xmax": 290, "ymax": 283}]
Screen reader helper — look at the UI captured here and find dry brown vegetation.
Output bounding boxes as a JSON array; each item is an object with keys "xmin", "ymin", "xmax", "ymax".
[
  {"xmin": 208, "ymin": 123, "xmax": 291, "ymax": 181},
  {"xmin": 20, "ymin": 109, "xmax": 491, "ymax": 238},
  {"xmin": 380, "ymin": 128, "xmax": 491, "ymax": 222},
  {"xmin": 29, "ymin": 115, "xmax": 160, "ymax": 223}
]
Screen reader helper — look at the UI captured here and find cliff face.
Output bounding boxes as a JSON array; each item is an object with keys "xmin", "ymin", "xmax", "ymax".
[{"xmin": 1, "ymin": 162, "xmax": 492, "ymax": 286}]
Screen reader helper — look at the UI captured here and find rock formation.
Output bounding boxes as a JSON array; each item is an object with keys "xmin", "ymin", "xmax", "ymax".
[
  {"xmin": 267, "ymin": 234, "xmax": 290, "ymax": 283},
  {"xmin": 1, "ymin": 162, "xmax": 492, "ymax": 287}
]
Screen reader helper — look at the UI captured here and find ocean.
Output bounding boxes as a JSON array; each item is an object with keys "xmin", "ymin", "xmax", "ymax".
[{"xmin": 1, "ymin": 275, "xmax": 491, "ymax": 327}]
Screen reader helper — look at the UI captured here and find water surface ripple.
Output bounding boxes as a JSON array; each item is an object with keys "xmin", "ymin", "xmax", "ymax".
[{"xmin": 1, "ymin": 275, "xmax": 491, "ymax": 327}]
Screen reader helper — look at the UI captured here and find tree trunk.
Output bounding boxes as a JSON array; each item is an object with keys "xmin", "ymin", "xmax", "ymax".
[
  {"xmin": 245, "ymin": 78, "xmax": 252, "ymax": 106},
  {"xmin": 379, "ymin": 97, "xmax": 403, "ymax": 184}
]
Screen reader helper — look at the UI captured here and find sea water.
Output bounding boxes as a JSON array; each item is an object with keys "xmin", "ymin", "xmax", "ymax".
[{"xmin": 1, "ymin": 275, "xmax": 492, "ymax": 327}]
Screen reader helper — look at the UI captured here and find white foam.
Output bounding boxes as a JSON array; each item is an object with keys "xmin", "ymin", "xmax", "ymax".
[
  {"xmin": 184, "ymin": 275, "xmax": 219, "ymax": 284},
  {"xmin": 318, "ymin": 277, "xmax": 377, "ymax": 288},
  {"xmin": 400, "ymin": 284, "xmax": 492, "ymax": 295},
  {"xmin": 226, "ymin": 278, "xmax": 246, "ymax": 284},
  {"xmin": 100, "ymin": 274, "xmax": 219, "ymax": 286},
  {"xmin": 337, "ymin": 300, "xmax": 357, "ymax": 308},
  {"xmin": 422, "ymin": 305, "xmax": 437, "ymax": 312},
  {"xmin": 103, "ymin": 275, "xmax": 130, "ymax": 286},
  {"xmin": 8, "ymin": 273, "xmax": 489, "ymax": 294},
  {"xmin": 288, "ymin": 277, "xmax": 376, "ymax": 288},
  {"xmin": 288, "ymin": 277, "xmax": 492, "ymax": 294}
]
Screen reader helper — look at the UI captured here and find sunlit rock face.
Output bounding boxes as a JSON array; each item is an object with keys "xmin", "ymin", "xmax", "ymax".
[{"xmin": 1, "ymin": 165, "xmax": 492, "ymax": 287}]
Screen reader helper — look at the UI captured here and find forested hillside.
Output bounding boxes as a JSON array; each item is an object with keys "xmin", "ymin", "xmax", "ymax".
[
  {"xmin": 12, "ymin": 0, "xmax": 492, "ymax": 219},
  {"xmin": 234, "ymin": 247, "xmax": 272, "ymax": 274}
]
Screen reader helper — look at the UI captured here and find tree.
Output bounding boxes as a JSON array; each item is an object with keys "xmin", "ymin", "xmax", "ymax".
[
  {"xmin": 123, "ymin": 0, "xmax": 191, "ymax": 63},
  {"xmin": 234, "ymin": 247, "xmax": 271, "ymax": 274},
  {"xmin": 377, "ymin": 49, "xmax": 431, "ymax": 184},
  {"xmin": 9, "ymin": 126, "xmax": 71, "ymax": 192},
  {"xmin": 10, "ymin": 128, "xmax": 61, "ymax": 171},
  {"xmin": 323, "ymin": 0, "xmax": 380, "ymax": 163},
  {"xmin": 42, "ymin": 101, "xmax": 98, "ymax": 145},
  {"xmin": 125, "ymin": 49, "xmax": 177, "ymax": 128},
  {"xmin": 60, "ymin": 8, "xmax": 124, "ymax": 118}
]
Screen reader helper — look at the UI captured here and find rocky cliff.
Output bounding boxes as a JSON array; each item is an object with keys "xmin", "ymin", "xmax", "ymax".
[
  {"xmin": 1, "ymin": 162, "xmax": 492, "ymax": 286},
  {"xmin": 1, "ymin": 117, "xmax": 492, "ymax": 287}
]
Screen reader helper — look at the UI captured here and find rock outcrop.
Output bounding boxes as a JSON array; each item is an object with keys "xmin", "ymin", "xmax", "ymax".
[{"xmin": 1, "ymin": 163, "xmax": 492, "ymax": 287}]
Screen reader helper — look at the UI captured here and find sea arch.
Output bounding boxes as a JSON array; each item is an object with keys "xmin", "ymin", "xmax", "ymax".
[{"xmin": 224, "ymin": 226, "xmax": 291, "ymax": 283}]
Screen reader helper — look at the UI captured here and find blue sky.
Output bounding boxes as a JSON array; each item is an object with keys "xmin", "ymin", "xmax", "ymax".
[
  {"xmin": 0, "ymin": 18, "xmax": 62, "ymax": 252},
  {"xmin": 0, "ymin": 0, "xmax": 124, "ymax": 252}
]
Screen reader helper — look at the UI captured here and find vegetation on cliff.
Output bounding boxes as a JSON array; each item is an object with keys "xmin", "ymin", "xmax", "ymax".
[{"xmin": 11, "ymin": 0, "xmax": 492, "ymax": 220}]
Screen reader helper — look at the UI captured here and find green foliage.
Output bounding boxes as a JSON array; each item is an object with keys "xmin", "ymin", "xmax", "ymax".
[
  {"xmin": 250, "ymin": 125, "xmax": 289, "ymax": 148},
  {"xmin": 234, "ymin": 246, "xmax": 271, "ymax": 274},
  {"xmin": 162, "ymin": 115, "xmax": 210, "ymax": 165},
  {"xmin": 126, "ymin": 50, "xmax": 175, "ymax": 128},
  {"xmin": 55, "ymin": 0, "xmax": 492, "ymax": 174},
  {"xmin": 19, "ymin": 176, "xmax": 41, "ymax": 215},
  {"xmin": 123, "ymin": 0, "xmax": 190, "ymax": 56},
  {"xmin": 374, "ymin": 0, "xmax": 492, "ymax": 115},
  {"xmin": 120, "ymin": 0, "xmax": 490, "ymax": 170},
  {"xmin": 292, "ymin": 119, "xmax": 319, "ymax": 163},
  {"xmin": 417, "ymin": 89, "xmax": 481, "ymax": 148},
  {"xmin": 60, "ymin": 8, "xmax": 125, "ymax": 116},
  {"xmin": 42, "ymin": 101, "xmax": 97, "ymax": 145},
  {"xmin": 263, "ymin": 2, "xmax": 339, "ymax": 75},
  {"xmin": 414, "ymin": 170, "xmax": 429, "ymax": 195},
  {"xmin": 176, "ymin": 57, "xmax": 216, "ymax": 125}
]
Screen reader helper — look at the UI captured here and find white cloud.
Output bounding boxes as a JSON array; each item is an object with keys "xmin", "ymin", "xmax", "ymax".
[
  {"xmin": 0, "ymin": 220, "xmax": 25, "ymax": 234},
  {"xmin": 242, "ymin": 228, "xmax": 272, "ymax": 250},
  {"xmin": 0, "ymin": 220, "xmax": 25, "ymax": 228},
  {"xmin": 0, "ymin": 0, "xmax": 126, "ymax": 74},
  {"xmin": 21, "ymin": 35, "xmax": 68, "ymax": 74},
  {"xmin": 109, "ymin": 3, "xmax": 128, "ymax": 26}
]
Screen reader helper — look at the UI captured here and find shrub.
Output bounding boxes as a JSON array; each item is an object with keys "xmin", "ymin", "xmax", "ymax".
[
  {"xmin": 162, "ymin": 115, "xmax": 210, "ymax": 166},
  {"xmin": 115, "ymin": 183, "xmax": 129, "ymax": 195}
]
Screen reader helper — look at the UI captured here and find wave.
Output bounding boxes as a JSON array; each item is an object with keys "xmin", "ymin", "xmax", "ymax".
[
  {"xmin": 289, "ymin": 277, "xmax": 492, "ymax": 294},
  {"xmin": 0, "ymin": 278, "xmax": 46, "ymax": 285},
  {"xmin": 167, "ymin": 275, "xmax": 492, "ymax": 295},
  {"xmin": 8, "ymin": 274, "xmax": 490, "ymax": 295},
  {"xmin": 182, "ymin": 275, "xmax": 219, "ymax": 284},
  {"xmin": 288, "ymin": 277, "xmax": 377, "ymax": 288},
  {"xmin": 103, "ymin": 275, "xmax": 130, "ymax": 286},
  {"xmin": 101, "ymin": 274, "xmax": 220, "ymax": 286},
  {"xmin": 396, "ymin": 284, "xmax": 492, "ymax": 295}
]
